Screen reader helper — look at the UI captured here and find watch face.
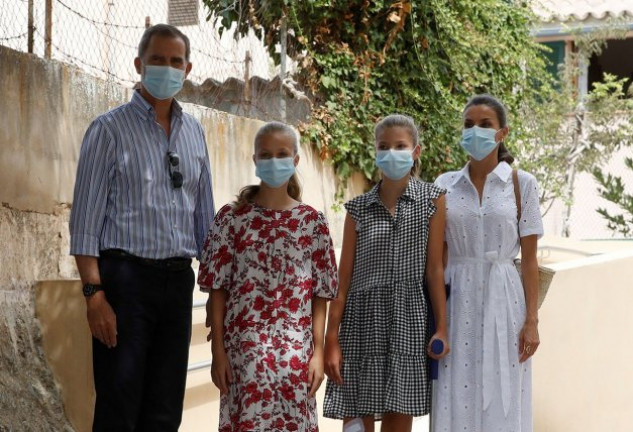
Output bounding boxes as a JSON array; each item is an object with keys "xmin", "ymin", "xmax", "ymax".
[{"xmin": 83, "ymin": 284, "xmax": 101, "ymax": 296}]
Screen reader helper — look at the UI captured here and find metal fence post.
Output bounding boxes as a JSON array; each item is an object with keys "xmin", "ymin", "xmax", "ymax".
[
  {"xmin": 244, "ymin": 50, "xmax": 254, "ymax": 118},
  {"xmin": 243, "ymin": 49, "xmax": 251, "ymax": 101},
  {"xmin": 45, "ymin": 0, "xmax": 52, "ymax": 59},
  {"xmin": 27, "ymin": 0, "xmax": 34, "ymax": 53},
  {"xmin": 279, "ymin": 14, "xmax": 287, "ymax": 122}
]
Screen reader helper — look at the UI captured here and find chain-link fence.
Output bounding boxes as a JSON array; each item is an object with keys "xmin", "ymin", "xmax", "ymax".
[{"xmin": 0, "ymin": 0, "xmax": 276, "ymax": 87}]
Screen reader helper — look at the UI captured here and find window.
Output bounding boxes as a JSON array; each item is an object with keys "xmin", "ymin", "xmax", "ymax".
[
  {"xmin": 588, "ymin": 38, "xmax": 633, "ymax": 95},
  {"xmin": 542, "ymin": 40, "xmax": 566, "ymax": 80}
]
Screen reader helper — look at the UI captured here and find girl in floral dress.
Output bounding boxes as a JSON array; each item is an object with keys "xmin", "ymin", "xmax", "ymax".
[
  {"xmin": 198, "ymin": 121, "xmax": 338, "ymax": 432},
  {"xmin": 323, "ymin": 114, "xmax": 449, "ymax": 431}
]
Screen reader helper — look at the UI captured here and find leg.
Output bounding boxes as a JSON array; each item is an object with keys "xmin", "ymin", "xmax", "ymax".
[
  {"xmin": 136, "ymin": 267, "xmax": 195, "ymax": 432},
  {"xmin": 343, "ymin": 417, "xmax": 375, "ymax": 432},
  {"xmin": 92, "ymin": 258, "xmax": 157, "ymax": 432},
  {"xmin": 380, "ymin": 413, "xmax": 412, "ymax": 432}
]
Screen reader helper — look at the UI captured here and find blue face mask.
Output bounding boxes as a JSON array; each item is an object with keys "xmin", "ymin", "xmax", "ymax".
[
  {"xmin": 255, "ymin": 157, "xmax": 296, "ymax": 188},
  {"xmin": 460, "ymin": 126, "xmax": 500, "ymax": 161},
  {"xmin": 376, "ymin": 149, "xmax": 414, "ymax": 180},
  {"xmin": 142, "ymin": 65, "xmax": 185, "ymax": 100}
]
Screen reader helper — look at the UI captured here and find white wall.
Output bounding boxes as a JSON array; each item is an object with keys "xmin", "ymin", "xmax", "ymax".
[{"xmin": 533, "ymin": 249, "xmax": 633, "ymax": 431}]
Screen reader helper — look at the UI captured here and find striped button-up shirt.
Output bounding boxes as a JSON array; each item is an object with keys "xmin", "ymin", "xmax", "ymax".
[{"xmin": 69, "ymin": 90, "xmax": 214, "ymax": 259}]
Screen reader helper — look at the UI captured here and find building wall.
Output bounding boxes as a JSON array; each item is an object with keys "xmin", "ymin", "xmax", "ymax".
[
  {"xmin": 0, "ymin": 45, "xmax": 363, "ymax": 430},
  {"xmin": 534, "ymin": 249, "xmax": 633, "ymax": 431}
]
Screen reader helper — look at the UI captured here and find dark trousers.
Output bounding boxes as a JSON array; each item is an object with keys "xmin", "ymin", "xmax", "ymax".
[{"xmin": 93, "ymin": 255, "xmax": 195, "ymax": 432}]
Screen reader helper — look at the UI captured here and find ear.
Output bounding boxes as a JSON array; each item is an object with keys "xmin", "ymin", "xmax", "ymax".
[
  {"xmin": 412, "ymin": 144, "xmax": 421, "ymax": 160},
  {"xmin": 184, "ymin": 62, "xmax": 193, "ymax": 78},
  {"xmin": 497, "ymin": 126, "xmax": 509, "ymax": 143},
  {"xmin": 293, "ymin": 154, "xmax": 300, "ymax": 167},
  {"xmin": 134, "ymin": 57, "xmax": 142, "ymax": 75},
  {"xmin": 252, "ymin": 154, "xmax": 257, "ymax": 165}
]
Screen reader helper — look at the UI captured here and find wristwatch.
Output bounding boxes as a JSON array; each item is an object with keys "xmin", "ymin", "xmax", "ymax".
[{"xmin": 82, "ymin": 283, "xmax": 103, "ymax": 297}]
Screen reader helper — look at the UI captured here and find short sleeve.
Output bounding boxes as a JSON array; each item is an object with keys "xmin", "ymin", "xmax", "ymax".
[
  {"xmin": 434, "ymin": 174, "xmax": 453, "ymax": 241},
  {"xmin": 343, "ymin": 198, "xmax": 361, "ymax": 224},
  {"xmin": 518, "ymin": 171, "xmax": 544, "ymax": 239},
  {"xmin": 197, "ymin": 204, "xmax": 235, "ymax": 292},
  {"xmin": 425, "ymin": 182, "xmax": 446, "ymax": 218},
  {"xmin": 311, "ymin": 211, "xmax": 339, "ymax": 300}
]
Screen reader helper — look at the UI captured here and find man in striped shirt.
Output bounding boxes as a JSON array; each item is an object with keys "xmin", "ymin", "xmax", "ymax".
[{"xmin": 69, "ymin": 24, "xmax": 214, "ymax": 432}]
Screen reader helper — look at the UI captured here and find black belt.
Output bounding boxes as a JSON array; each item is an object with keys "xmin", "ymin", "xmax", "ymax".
[{"xmin": 100, "ymin": 249, "xmax": 192, "ymax": 271}]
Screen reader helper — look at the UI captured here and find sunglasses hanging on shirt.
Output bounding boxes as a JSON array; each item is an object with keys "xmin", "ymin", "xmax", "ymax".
[{"xmin": 167, "ymin": 151, "xmax": 183, "ymax": 189}]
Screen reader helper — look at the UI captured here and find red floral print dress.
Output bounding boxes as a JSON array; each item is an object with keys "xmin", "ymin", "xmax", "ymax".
[{"xmin": 198, "ymin": 202, "xmax": 338, "ymax": 432}]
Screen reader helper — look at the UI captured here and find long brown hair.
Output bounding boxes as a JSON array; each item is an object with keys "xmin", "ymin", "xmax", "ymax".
[
  {"xmin": 463, "ymin": 94, "xmax": 514, "ymax": 164},
  {"xmin": 234, "ymin": 122, "xmax": 303, "ymax": 210}
]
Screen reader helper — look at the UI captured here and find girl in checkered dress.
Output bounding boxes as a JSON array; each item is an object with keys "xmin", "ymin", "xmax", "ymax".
[{"xmin": 323, "ymin": 114, "xmax": 450, "ymax": 431}]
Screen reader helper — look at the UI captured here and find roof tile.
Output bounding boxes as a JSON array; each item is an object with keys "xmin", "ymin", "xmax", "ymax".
[{"xmin": 533, "ymin": 0, "xmax": 633, "ymax": 22}]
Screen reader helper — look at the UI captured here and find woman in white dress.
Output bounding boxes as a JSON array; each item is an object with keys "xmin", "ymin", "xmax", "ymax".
[{"xmin": 433, "ymin": 94, "xmax": 543, "ymax": 431}]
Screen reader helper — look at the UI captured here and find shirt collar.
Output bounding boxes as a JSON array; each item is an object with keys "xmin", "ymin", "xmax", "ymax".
[
  {"xmin": 450, "ymin": 161, "xmax": 512, "ymax": 186},
  {"xmin": 493, "ymin": 161, "xmax": 513, "ymax": 183},
  {"xmin": 364, "ymin": 178, "xmax": 421, "ymax": 207},
  {"xmin": 130, "ymin": 89, "xmax": 183, "ymax": 120}
]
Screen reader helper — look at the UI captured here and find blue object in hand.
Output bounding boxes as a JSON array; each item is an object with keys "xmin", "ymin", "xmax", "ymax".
[
  {"xmin": 430, "ymin": 339, "xmax": 444, "ymax": 380},
  {"xmin": 431, "ymin": 339, "xmax": 444, "ymax": 355}
]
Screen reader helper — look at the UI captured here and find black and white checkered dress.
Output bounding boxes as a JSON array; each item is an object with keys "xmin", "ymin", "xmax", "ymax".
[{"xmin": 323, "ymin": 178, "xmax": 445, "ymax": 420}]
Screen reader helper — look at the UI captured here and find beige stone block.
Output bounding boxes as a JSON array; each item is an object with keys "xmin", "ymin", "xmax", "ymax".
[{"xmin": 36, "ymin": 280, "xmax": 94, "ymax": 432}]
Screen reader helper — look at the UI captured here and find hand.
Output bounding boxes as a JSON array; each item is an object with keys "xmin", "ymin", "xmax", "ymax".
[
  {"xmin": 307, "ymin": 351, "xmax": 324, "ymax": 398},
  {"xmin": 519, "ymin": 320, "xmax": 540, "ymax": 362},
  {"xmin": 211, "ymin": 348, "xmax": 233, "ymax": 395},
  {"xmin": 427, "ymin": 329, "xmax": 450, "ymax": 360},
  {"xmin": 86, "ymin": 291, "xmax": 117, "ymax": 348},
  {"xmin": 324, "ymin": 336, "xmax": 343, "ymax": 385}
]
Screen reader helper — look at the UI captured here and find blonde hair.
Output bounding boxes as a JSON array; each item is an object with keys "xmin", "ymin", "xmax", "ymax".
[
  {"xmin": 374, "ymin": 114, "xmax": 421, "ymax": 177},
  {"xmin": 234, "ymin": 121, "xmax": 303, "ymax": 210}
]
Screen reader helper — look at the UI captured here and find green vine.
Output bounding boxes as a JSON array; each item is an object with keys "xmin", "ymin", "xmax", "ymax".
[{"xmin": 203, "ymin": 1, "xmax": 553, "ymax": 193}]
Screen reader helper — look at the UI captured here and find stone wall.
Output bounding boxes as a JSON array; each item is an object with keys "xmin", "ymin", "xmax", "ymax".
[
  {"xmin": 0, "ymin": 45, "xmax": 363, "ymax": 431},
  {"xmin": 178, "ymin": 75, "xmax": 312, "ymax": 126}
]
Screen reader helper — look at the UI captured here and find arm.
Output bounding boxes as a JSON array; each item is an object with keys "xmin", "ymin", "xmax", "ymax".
[
  {"xmin": 308, "ymin": 296, "xmax": 327, "ymax": 398},
  {"xmin": 515, "ymin": 172, "xmax": 543, "ymax": 362},
  {"xmin": 209, "ymin": 289, "xmax": 233, "ymax": 394},
  {"xmin": 197, "ymin": 206, "xmax": 235, "ymax": 391},
  {"xmin": 74, "ymin": 255, "xmax": 117, "ymax": 348},
  {"xmin": 198, "ymin": 206, "xmax": 232, "ymax": 337},
  {"xmin": 324, "ymin": 213, "xmax": 357, "ymax": 385},
  {"xmin": 426, "ymin": 194, "xmax": 450, "ymax": 359},
  {"xmin": 69, "ymin": 120, "xmax": 113, "ymax": 258},
  {"xmin": 519, "ymin": 234, "xmax": 540, "ymax": 362},
  {"xmin": 70, "ymin": 120, "xmax": 117, "ymax": 347}
]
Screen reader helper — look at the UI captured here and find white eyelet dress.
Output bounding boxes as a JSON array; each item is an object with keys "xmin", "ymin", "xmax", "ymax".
[
  {"xmin": 323, "ymin": 178, "xmax": 445, "ymax": 420},
  {"xmin": 433, "ymin": 162, "xmax": 543, "ymax": 432}
]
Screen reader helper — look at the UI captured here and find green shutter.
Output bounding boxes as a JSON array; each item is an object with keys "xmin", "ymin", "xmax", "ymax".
[{"xmin": 542, "ymin": 41, "xmax": 566, "ymax": 80}]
